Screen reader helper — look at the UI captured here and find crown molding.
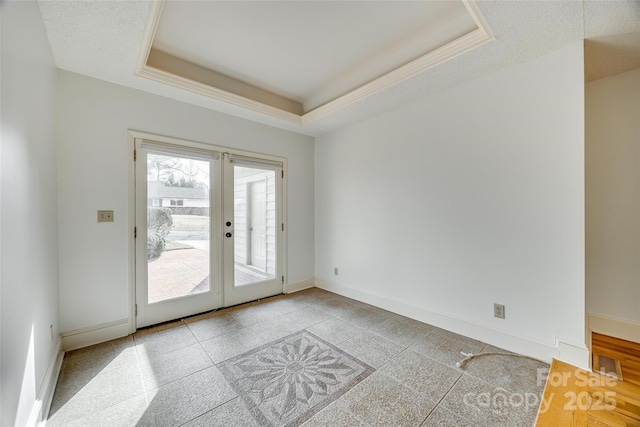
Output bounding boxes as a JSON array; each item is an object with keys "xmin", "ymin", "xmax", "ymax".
[
  {"xmin": 137, "ymin": 65, "xmax": 303, "ymax": 125},
  {"xmin": 303, "ymin": 27, "xmax": 493, "ymax": 124},
  {"xmin": 136, "ymin": 0, "xmax": 165, "ymax": 75},
  {"xmin": 135, "ymin": 0, "xmax": 494, "ymax": 128}
]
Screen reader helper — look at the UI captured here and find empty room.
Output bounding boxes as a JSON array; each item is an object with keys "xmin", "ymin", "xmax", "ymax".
[{"xmin": 1, "ymin": 1, "xmax": 639, "ymax": 426}]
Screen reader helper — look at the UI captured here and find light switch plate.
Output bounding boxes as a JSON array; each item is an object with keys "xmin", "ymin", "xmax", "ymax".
[
  {"xmin": 97, "ymin": 210, "xmax": 114, "ymax": 222},
  {"xmin": 494, "ymin": 303, "xmax": 505, "ymax": 319}
]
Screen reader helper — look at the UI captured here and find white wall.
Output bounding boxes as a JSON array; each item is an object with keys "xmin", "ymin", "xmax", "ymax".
[
  {"xmin": 315, "ymin": 42, "xmax": 587, "ymax": 366},
  {"xmin": 56, "ymin": 71, "xmax": 314, "ymax": 333},
  {"xmin": 1, "ymin": 2, "xmax": 60, "ymax": 426},
  {"xmin": 586, "ymin": 69, "xmax": 640, "ymax": 323}
]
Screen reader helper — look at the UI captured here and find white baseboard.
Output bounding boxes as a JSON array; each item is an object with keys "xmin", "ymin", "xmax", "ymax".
[
  {"xmin": 587, "ymin": 312, "xmax": 640, "ymax": 344},
  {"xmin": 27, "ymin": 338, "xmax": 63, "ymax": 427},
  {"xmin": 316, "ymin": 278, "xmax": 590, "ymax": 369},
  {"xmin": 555, "ymin": 338, "xmax": 590, "ymax": 371},
  {"xmin": 61, "ymin": 318, "xmax": 131, "ymax": 352},
  {"xmin": 285, "ymin": 277, "xmax": 315, "ymax": 294}
]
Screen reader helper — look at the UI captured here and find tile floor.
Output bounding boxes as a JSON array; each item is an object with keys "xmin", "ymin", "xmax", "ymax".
[{"xmin": 47, "ymin": 288, "xmax": 548, "ymax": 427}]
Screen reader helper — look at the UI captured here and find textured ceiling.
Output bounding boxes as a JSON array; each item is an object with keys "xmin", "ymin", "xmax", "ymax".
[
  {"xmin": 38, "ymin": 0, "xmax": 640, "ymax": 137},
  {"xmin": 152, "ymin": 1, "xmax": 475, "ymax": 111}
]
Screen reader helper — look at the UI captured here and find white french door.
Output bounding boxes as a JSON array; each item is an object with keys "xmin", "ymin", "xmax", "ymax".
[
  {"xmin": 223, "ymin": 155, "xmax": 283, "ymax": 307},
  {"xmin": 134, "ymin": 137, "xmax": 284, "ymax": 328}
]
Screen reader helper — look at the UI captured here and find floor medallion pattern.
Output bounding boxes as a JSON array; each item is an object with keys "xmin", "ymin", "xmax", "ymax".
[{"xmin": 218, "ymin": 330, "xmax": 374, "ymax": 426}]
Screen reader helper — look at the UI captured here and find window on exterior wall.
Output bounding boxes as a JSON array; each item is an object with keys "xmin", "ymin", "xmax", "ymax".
[
  {"xmin": 170, "ymin": 200, "xmax": 184, "ymax": 206},
  {"xmin": 152, "ymin": 199, "xmax": 160, "ymax": 207}
]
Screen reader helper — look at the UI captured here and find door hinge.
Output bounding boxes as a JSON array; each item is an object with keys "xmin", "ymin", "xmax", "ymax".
[
  {"xmin": 281, "ymin": 170, "xmax": 284, "ymax": 179},
  {"xmin": 135, "ymin": 304, "xmax": 138, "ymax": 316},
  {"xmin": 282, "ymin": 276, "xmax": 285, "ymax": 284},
  {"xmin": 281, "ymin": 223, "xmax": 284, "ymax": 232},
  {"xmin": 134, "ymin": 149, "xmax": 137, "ymax": 161},
  {"xmin": 134, "ymin": 226, "xmax": 137, "ymax": 239}
]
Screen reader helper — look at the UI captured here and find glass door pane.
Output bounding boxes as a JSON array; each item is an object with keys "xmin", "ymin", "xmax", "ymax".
[
  {"xmin": 146, "ymin": 153, "xmax": 211, "ymax": 302},
  {"xmin": 136, "ymin": 140, "xmax": 221, "ymax": 328},
  {"xmin": 223, "ymin": 160, "xmax": 283, "ymax": 306},
  {"xmin": 233, "ymin": 166, "xmax": 276, "ymax": 286}
]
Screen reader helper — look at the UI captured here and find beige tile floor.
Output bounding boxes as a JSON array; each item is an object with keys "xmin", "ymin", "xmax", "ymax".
[{"xmin": 47, "ymin": 288, "xmax": 548, "ymax": 427}]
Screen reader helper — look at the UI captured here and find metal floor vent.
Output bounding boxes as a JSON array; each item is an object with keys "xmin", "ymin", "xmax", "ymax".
[{"xmin": 594, "ymin": 354, "xmax": 623, "ymax": 381}]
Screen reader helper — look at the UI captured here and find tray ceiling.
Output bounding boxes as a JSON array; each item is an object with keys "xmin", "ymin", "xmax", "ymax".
[
  {"xmin": 38, "ymin": 0, "xmax": 640, "ymax": 136},
  {"xmin": 137, "ymin": 0, "xmax": 494, "ymax": 125}
]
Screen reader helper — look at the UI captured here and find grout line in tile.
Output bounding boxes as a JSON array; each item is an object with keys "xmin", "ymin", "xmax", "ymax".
[
  {"xmin": 145, "ymin": 364, "xmax": 219, "ymax": 395},
  {"xmin": 430, "ymin": 327, "xmax": 486, "ymax": 349},
  {"xmin": 422, "ymin": 366, "xmax": 471, "ymax": 426},
  {"xmin": 175, "ymin": 395, "xmax": 238, "ymax": 427},
  {"xmin": 195, "ymin": 328, "xmax": 217, "ymax": 366},
  {"xmin": 60, "ymin": 391, "xmax": 150, "ymax": 427}
]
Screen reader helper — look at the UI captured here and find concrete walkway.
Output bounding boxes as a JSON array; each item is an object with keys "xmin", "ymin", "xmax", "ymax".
[{"xmin": 147, "ymin": 248, "xmax": 270, "ymax": 303}]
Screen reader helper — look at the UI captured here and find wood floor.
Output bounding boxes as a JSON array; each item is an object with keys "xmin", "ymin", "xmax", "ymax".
[
  {"xmin": 592, "ymin": 333, "xmax": 640, "ymax": 388},
  {"xmin": 535, "ymin": 359, "xmax": 640, "ymax": 426}
]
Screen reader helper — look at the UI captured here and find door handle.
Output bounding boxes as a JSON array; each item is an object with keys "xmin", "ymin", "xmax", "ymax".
[{"xmin": 226, "ymin": 232, "xmax": 232, "ymax": 238}]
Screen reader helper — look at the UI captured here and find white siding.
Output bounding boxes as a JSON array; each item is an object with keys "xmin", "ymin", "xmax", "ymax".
[{"xmin": 234, "ymin": 168, "xmax": 277, "ymax": 276}]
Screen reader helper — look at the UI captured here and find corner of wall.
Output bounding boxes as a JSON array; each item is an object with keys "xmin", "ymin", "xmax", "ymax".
[
  {"xmin": 27, "ymin": 338, "xmax": 64, "ymax": 427},
  {"xmin": 60, "ymin": 319, "xmax": 130, "ymax": 352},
  {"xmin": 286, "ymin": 277, "xmax": 315, "ymax": 294},
  {"xmin": 555, "ymin": 338, "xmax": 590, "ymax": 371}
]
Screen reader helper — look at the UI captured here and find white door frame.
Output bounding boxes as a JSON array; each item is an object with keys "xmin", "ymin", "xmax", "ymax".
[{"xmin": 127, "ymin": 130, "xmax": 287, "ymax": 331}]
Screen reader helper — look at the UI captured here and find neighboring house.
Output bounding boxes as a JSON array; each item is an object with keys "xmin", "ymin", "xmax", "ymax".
[{"xmin": 147, "ymin": 181, "xmax": 209, "ymax": 209}]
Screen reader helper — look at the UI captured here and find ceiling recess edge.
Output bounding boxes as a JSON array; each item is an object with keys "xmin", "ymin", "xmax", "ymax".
[{"xmin": 135, "ymin": 0, "xmax": 495, "ymax": 128}]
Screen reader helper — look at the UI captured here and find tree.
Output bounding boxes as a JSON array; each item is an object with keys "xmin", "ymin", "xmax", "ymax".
[
  {"xmin": 147, "ymin": 154, "xmax": 209, "ymax": 189},
  {"xmin": 164, "ymin": 175, "xmax": 206, "ymax": 189}
]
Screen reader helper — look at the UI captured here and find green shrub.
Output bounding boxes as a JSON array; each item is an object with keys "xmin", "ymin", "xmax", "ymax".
[
  {"xmin": 147, "ymin": 207, "xmax": 173, "ymax": 259},
  {"xmin": 147, "ymin": 229, "xmax": 166, "ymax": 259}
]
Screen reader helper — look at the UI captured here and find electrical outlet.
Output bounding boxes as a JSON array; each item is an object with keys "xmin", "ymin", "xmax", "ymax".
[
  {"xmin": 334, "ymin": 267, "xmax": 339, "ymax": 276},
  {"xmin": 97, "ymin": 210, "xmax": 114, "ymax": 222},
  {"xmin": 494, "ymin": 303, "xmax": 505, "ymax": 319}
]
